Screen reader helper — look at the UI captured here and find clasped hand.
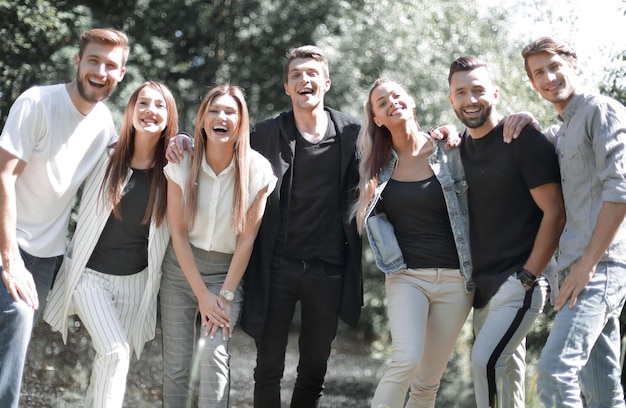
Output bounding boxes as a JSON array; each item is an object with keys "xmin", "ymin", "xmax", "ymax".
[{"xmin": 198, "ymin": 289, "xmax": 232, "ymax": 341}]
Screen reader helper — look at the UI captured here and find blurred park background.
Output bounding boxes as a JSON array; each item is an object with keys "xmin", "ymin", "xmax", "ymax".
[{"xmin": 3, "ymin": 0, "xmax": 626, "ymax": 406}]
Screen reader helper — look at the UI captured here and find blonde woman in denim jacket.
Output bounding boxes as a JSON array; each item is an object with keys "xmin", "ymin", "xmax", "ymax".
[{"xmin": 352, "ymin": 79, "xmax": 473, "ymax": 408}]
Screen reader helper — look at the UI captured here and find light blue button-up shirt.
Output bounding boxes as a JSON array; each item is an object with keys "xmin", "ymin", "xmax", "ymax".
[{"xmin": 555, "ymin": 90, "xmax": 626, "ymax": 271}]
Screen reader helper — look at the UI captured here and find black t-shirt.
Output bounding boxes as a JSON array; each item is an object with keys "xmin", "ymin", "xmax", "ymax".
[
  {"xmin": 86, "ymin": 168, "xmax": 151, "ymax": 275},
  {"xmin": 380, "ymin": 175, "xmax": 459, "ymax": 269},
  {"xmin": 460, "ymin": 120, "xmax": 560, "ymax": 308},
  {"xmin": 274, "ymin": 113, "xmax": 346, "ymax": 266}
]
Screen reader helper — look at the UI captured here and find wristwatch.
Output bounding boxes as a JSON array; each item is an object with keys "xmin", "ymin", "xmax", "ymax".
[
  {"xmin": 516, "ymin": 268, "xmax": 537, "ymax": 287},
  {"xmin": 219, "ymin": 289, "xmax": 235, "ymax": 302}
]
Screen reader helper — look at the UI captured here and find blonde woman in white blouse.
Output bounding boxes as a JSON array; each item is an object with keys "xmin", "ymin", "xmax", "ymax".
[{"xmin": 160, "ymin": 84, "xmax": 276, "ymax": 407}]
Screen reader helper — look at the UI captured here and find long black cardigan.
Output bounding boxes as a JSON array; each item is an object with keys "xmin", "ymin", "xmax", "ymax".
[{"xmin": 240, "ymin": 108, "xmax": 363, "ymax": 339}]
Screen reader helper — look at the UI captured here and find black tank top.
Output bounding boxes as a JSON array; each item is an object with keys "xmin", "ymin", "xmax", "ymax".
[
  {"xmin": 86, "ymin": 169, "xmax": 151, "ymax": 275},
  {"xmin": 380, "ymin": 175, "xmax": 459, "ymax": 269}
]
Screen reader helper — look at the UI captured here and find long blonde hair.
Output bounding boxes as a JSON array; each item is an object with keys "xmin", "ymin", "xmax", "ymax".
[{"xmin": 185, "ymin": 84, "xmax": 250, "ymax": 234}]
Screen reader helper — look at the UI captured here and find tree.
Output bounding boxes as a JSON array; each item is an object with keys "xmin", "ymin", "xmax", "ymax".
[
  {"xmin": 600, "ymin": 0, "xmax": 626, "ymax": 106},
  {"xmin": 601, "ymin": 54, "xmax": 626, "ymax": 105},
  {"xmin": 0, "ymin": 0, "xmax": 90, "ymax": 127},
  {"xmin": 58, "ymin": 0, "xmax": 365, "ymax": 129},
  {"xmin": 318, "ymin": 0, "xmax": 511, "ymax": 125}
]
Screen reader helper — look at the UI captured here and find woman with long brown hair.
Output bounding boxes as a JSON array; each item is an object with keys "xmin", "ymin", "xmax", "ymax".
[{"xmin": 44, "ymin": 81, "xmax": 178, "ymax": 407}]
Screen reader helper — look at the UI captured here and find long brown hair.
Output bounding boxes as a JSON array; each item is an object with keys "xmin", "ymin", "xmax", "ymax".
[
  {"xmin": 102, "ymin": 81, "xmax": 178, "ymax": 226},
  {"xmin": 352, "ymin": 78, "xmax": 422, "ymax": 233},
  {"xmin": 185, "ymin": 84, "xmax": 250, "ymax": 234},
  {"xmin": 351, "ymin": 79, "xmax": 395, "ymax": 232}
]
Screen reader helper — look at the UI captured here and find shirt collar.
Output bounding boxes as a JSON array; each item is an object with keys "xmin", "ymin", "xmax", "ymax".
[
  {"xmin": 201, "ymin": 154, "xmax": 236, "ymax": 178},
  {"xmin": 558, "ymin": 89, "xmax": 589, "ymax": 122}
]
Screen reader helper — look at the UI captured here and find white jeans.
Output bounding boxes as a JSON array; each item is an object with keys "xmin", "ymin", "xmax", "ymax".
[
  {"xmin": 472, "ymin": 274, "xmax": 549, "ymax": 408},
  {"xmin": 73, "ymin": 267, "xmax": 147, "ymax": 408},
  {"xmin": 371, "ymin": 268, "xmax": 473, "ymax": 408}
]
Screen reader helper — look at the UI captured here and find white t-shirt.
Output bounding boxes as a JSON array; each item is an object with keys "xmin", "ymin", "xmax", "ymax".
[
  {"xmin": 0, "ymin": 84, "xmax": 117, "ymax": 257},
  {"xmin": 164, "ymin": 149, "xmax": 277, "ymax": 253}
]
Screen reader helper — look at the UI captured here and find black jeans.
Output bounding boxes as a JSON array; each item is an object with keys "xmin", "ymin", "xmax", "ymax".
[{"xmin": 253, "ymin": 255, "xmax": 344, "ymax": 408}]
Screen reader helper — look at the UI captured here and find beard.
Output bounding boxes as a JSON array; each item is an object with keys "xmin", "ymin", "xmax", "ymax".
[
  {"xmin": 75, "ymin": 66, "xmax": 117, "ymax": 104},
  {"xmin": 454, "ymin": 102, "xmax": 494, "ymax": 129}
]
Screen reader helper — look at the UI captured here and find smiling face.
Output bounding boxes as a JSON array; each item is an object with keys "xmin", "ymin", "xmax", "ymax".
[
  {"xmin": 284, "ymin": 57, "xmax": 331, "ymax": 112},
  {"xmin": 202, "ymin": 94, "xmax": 240, "ymax": 145},
  {"xmin": 74, "ymin": 41, "xmax": 126, "ymax": 105},
  {"xmin": 448, "ymin": 67, "xmax": 499, "ymax": 134},
  {"xmin": 369, "ymin": 81, "xmax": 415, "ymax": 130},
  {"xmin": 132, "ymin": 86, "xmax": 168, "ymax": 137},
  {"xmin": 526, "ymin": 51, "xmax": 577, "ymax": 114}
]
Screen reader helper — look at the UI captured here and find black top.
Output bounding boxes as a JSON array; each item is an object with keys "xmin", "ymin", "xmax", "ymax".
[
  {"xmin": 86, "ymin": 169, "xmax": 151, "ymax": 276},
  {"xmin": 275, "ymin": 112, "xmax": 346, "ymax": 266},
  {"xmin": 380, "ymin": 176, "xmax": 459, "ymax": 269},
  {"xmin": 460, "ymin": 120, "xmax": 560, "ymax": 308},
  {"xmin": 240, "ymin": 108, "xmax": 363, "ymax": 338}
]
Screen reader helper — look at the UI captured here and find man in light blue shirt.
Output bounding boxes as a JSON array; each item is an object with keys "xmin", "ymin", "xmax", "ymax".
[{"xmin": 523, "ymin": 37, "xmax": 626, "ymax": 408}]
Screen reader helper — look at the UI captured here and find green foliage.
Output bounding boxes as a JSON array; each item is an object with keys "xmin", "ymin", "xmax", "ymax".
[
  {"xmin": 358, "ymin": 242, "xmax": 388, "ymax": 344},
  {"xmin": 318, "ymin": 0, "xmax": 516, "ymax": 127},
  {"xmin": 0, "ymin": 0, "xmax": 91, "ymax": 126},
  {"xmin": 56, "ymin": 0, "xmax": 356, "ymax": 129},
  {"xmin": 600, "ymin": 48, "xmax": 626, "ymax": 106},
  {"xmin": 601, "ymin": 2, "xmax": 626, "ymax": 105},
  {"xmin": 1, "ymin": 0, "xmax": 573, "ymax": 132}
]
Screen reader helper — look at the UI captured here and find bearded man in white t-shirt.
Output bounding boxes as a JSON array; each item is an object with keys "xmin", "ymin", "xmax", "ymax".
[{"xmin": 0, "ymin": 28, "xmax": 129, "ymax": 408}]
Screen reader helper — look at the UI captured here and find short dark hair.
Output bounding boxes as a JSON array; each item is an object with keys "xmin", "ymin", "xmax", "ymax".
[
  {"xmin": 447, "ymin": 55, "xmax": 488, "ymax": 85},
  {"xmin": 79, "ymin": 28, "xmax": 130, "ymax": 66},
  {"xmin": 283, "ymin": 45, "xmax": 329, "ymax": 83},
  {"xmin": 521, "ymin": 37, "xmax": 577, "ymax": 80}
]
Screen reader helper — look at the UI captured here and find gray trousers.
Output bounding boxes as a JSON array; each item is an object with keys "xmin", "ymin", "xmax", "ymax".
[{"xmin": 160, "ymin": 244, "xmax": 242, "ymax": 408}]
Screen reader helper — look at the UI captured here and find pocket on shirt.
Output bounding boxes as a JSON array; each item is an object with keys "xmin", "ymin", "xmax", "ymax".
[{"xmin": 562, "ymin": 145, "xmax": 586, "ymax": 175}]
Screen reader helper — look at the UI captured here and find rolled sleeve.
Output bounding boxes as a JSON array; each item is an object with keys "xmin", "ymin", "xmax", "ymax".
[{"xmin": 594, "ymin": 102, "xmax": 626, "ymax": 203}]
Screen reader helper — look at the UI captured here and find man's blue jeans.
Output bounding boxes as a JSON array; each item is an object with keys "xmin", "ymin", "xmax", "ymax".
[
  {"xmin": 537, "ymin": 262, "xmax": 626, "ymax": 407},
  {"xmin": 0, "ymin": 249, "xmax": 58, "ymax": 408}
]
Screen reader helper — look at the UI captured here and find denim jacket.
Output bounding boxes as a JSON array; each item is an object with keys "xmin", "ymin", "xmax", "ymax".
[{"xmin": 363, "ymin": 135, "xmax": 474, "ymax": 292}]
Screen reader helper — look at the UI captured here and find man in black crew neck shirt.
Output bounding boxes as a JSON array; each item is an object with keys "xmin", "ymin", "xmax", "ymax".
[
  {"xmin": 448, "ymin": 55, "xmax": 565, "ymax": 408},
  {"xmin": 239, "ymin": 45, "xmax": 363, "ymax": 408}
]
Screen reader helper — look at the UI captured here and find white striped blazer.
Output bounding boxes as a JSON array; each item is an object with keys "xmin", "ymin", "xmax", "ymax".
[{"xmin": 43, "ymin": 150, "xmax": 170, "ymax": 359}]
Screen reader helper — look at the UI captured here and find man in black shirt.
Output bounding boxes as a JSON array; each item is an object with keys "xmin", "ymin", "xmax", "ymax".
[
  {"xmin": 448, "ymin": 55, "xmax": 565, "ymax": 408},
  {"xmin": 239, "ymin": 45, "xmax": 363, "ymax": 408}
]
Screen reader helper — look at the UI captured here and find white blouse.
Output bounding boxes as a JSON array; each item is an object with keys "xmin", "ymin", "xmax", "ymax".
[{"xmin": 164, "ymin": 149, "xmax": 276, "ymax": 254}]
